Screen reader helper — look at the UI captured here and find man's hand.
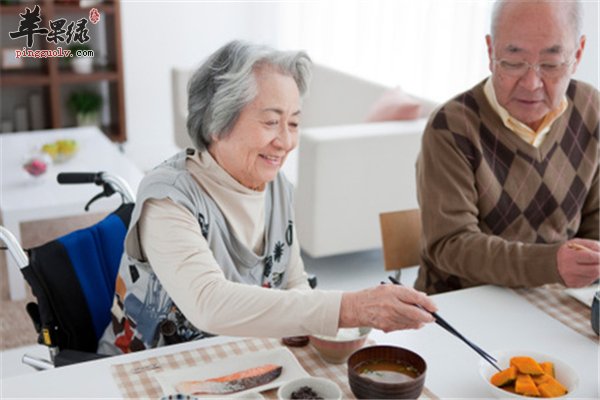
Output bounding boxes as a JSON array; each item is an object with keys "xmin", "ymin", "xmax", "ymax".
[{"xmin": 557, "ymin": 238, "xmax": 600, "ymax": 287}]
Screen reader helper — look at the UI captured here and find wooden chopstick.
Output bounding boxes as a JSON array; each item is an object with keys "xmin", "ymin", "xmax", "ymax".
[{"xmin": 388, "ymin": 276, "xmax": 502, "ymax": 372}]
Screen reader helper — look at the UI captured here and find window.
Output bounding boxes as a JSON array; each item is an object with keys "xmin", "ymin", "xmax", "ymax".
[{"xmin": 277, "ymin": 0, "xmax": 493, "ymax": 102}]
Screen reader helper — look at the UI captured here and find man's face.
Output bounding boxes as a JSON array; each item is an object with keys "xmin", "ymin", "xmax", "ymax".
[{"xmin": 486, "ymin": 1, "xmax": 585, "ymax": 131}]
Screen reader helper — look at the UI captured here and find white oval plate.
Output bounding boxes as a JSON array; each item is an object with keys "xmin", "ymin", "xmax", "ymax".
[{"xmin": 154, "ymin": 347, "xmax": 309, "ymax": 398}]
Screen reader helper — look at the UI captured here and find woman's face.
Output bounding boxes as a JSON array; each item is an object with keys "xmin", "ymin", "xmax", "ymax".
[{"xmin": 208, "ymin": 67, "xmax": 301, "ymax": 191}]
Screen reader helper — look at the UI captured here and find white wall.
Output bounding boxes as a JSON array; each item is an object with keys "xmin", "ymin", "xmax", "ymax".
[
  {"xmin": 120, "ymin": 2, "xmax": 279, "ymax": 170},
  {"xmin": 120, "ymin": 1, "xmax": 599, "ymax": 171},
  {"xmin": 574, "ymin": 0, "xmax": 599, "ymax": 89}
]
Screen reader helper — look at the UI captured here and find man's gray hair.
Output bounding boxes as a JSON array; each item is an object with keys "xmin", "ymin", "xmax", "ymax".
[
  {"xmin": 186, "ymin": 40, "xmax": 312, "ymax": 151},
  {"xmin": 490, "ymin": 0, "xmax": 583, "ymax": 41}
]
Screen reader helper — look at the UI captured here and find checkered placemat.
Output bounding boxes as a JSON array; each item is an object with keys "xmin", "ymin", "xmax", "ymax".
[
  {"xmin": 111, "ymin": 337, "xmax": 438, "ymax": 399},
  {"xmin": 513, "ymin": 284, "xmax": 596, "ymax": 342}
]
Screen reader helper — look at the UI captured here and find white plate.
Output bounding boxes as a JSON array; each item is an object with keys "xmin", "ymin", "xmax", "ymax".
[
  {"xmin": 154, "ymin": 347, "xmax": 309, "ymax": 397},
  {"xmin": 565, "ymin": 286, "xmax": 597, "ymax": 307}
]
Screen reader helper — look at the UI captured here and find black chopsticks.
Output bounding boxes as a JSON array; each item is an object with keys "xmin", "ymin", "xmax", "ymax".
[{"xmin": 388, "ymin": 276, "xmax": 502, "ymax": 372}]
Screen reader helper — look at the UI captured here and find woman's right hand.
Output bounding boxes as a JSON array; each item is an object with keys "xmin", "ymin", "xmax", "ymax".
[{"xmin": 339, "ymin": 284, "xmax": 437, "ymax": 332}]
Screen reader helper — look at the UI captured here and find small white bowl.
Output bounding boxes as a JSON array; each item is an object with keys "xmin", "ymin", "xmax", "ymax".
[
  {"xmin": 277, "ymin": 377, "xmax": 342, "ymax": 400},
  {"xmin": 309, "ymin": 327, "xmax": 371, "ymax": 364},
  {"xmin": 479, "ymin": 350, "xmax": 579, "ymax": 398}
]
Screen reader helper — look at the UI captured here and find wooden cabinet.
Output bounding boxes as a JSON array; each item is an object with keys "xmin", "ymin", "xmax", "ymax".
[{"xmin": 0, "ymin": 0, "xmax": 126, "ymax": 142}]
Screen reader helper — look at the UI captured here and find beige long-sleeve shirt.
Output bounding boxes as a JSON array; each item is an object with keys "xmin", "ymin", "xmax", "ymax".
[{"xmin": 137, "ymin": 151, "xmax": 342, "ymax": 337}]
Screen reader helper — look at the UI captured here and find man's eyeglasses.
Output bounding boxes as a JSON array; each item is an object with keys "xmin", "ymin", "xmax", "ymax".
[{"xmin": 493, "ymin": 58, "xmax": 575, "ymax": 79}]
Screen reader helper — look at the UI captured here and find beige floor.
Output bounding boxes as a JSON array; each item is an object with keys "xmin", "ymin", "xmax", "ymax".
[{"xmin": 0, "ymin": 212, "xmax": 107, "ymax": 350}]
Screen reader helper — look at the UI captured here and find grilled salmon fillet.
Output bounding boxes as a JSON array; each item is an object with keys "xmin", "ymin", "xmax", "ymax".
[{"xmin": 175, "ymin": 363, "xmax": 283, "ymax": 395}]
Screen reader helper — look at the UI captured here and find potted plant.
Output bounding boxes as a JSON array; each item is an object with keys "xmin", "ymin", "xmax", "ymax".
[
  {"xmin": 67, "ymin": 90, "xmax": 103, "ymax": 126},
  {"xmin": 69, "ymin": 43, "xmax": 94, "ymax": 74}
]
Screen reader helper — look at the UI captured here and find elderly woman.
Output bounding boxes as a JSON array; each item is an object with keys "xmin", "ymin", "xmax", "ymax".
[{"xmin": 98, "ymin": 40, "xmax": 436, "ymax": 355}]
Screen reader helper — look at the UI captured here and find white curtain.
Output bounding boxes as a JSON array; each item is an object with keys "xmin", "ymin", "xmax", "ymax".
[{"xmin": 277, "ymin": 0, "xmax": 493, "ymax": 102}]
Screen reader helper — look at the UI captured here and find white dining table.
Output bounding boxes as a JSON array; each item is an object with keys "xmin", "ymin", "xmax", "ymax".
[
  {"xmin": 372, "ymin": 285, "xmax": 598, "ymax": 398},
  {"xmin": 1, "ymin": 285, "xmax": 597, "ymax": 399},
  {"xmin": 0, "ymin": 127, "xmax": 144, "ymax": 300}
]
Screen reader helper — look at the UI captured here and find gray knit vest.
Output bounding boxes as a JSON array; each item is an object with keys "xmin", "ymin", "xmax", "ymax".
[{"xmin": 97, "ymin": 149, "xmax": 295, "ymax": 354}]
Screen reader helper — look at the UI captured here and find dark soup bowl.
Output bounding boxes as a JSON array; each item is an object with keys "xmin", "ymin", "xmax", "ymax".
[{"xmin": 347, "ymin": 345, "xmax": 426, "ymax": 399}]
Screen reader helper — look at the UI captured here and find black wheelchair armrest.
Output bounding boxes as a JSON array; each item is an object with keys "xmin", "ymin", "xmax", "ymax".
[{"xmin": 54, "ymin": 349, "xmax": 110, "ymax": 367}]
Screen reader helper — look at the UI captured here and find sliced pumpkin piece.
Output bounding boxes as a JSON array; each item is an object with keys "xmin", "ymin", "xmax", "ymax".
[
  {"xmin": 532, "ymin": 373, "xmax": 552, "ymax": 385},
  {"xmin": 540, "ymin": 361, "xmax": 555, "ymax": 378},
  {"xmin": 537, "ymin": 376, "xmax": 568, "ymax": 398},
  {"xmin": 502, "ymin": 384, "xmax": 517, "ymax": 394},
  {"xmin": 491, "ymin": 366, "xmax": 518, "ymax": 387},
  {"xmin": 510, "ymin": 356, "xmax": 545, "ymax": 375},
  {"xmin": 515, "ymin": 373, "xmax": 541, "ymax": 397}
]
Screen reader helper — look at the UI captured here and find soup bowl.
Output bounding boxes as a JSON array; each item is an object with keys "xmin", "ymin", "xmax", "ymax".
[{"xmin": 347, "ymin": 345, "xmax": 426, "ymax": 399}]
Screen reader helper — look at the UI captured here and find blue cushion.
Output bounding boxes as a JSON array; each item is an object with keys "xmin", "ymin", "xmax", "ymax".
[{"xmin": 58, "ymin": 214, "xmax": 126, "ymax": 340}]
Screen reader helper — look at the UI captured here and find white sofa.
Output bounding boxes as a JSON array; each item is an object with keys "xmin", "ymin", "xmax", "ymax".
[{"xmin": 171, "ymin": 64, "xmax": 435, "ymax": 257}]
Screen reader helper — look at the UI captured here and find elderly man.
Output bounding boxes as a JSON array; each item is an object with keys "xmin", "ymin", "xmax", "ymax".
[{"xmin": 415, "ymin": 0, "xmax": 599, "ymax": 294}]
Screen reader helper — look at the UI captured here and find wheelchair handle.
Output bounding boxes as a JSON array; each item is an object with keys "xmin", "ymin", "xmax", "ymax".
[
  {"xmin": 57, "ymin": 172, "xmax": 135, "ymax": 205},
  {"xmin": 0, "ymin": 226, "xmax": 28, "ymax": 269},
  {"xmin": 101, "ymin": 173, "xmax": 135, "ymax": 204},
  {"xmin": 57, "ymin": 172, "xmax": 101, "ymax": 184},
  {"xmin": 22, "ymin": 354, "xmax": 54, "ymax": 371}
]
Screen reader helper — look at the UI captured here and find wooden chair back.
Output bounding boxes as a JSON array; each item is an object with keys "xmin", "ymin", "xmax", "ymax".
[{"xmin": 379, "ymin": 209, "xmax": 422, "ymax": 271}]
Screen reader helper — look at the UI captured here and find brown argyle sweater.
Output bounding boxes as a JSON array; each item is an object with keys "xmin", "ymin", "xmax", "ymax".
[{"xmin": 415, "ymin": 79, "xmax": 599, "ymax": 295}]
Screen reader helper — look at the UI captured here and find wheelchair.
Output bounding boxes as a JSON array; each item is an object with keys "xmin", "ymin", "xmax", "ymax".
[
  {"xmin": 1, "ymin": 171, "xmax": 317, "ymax": 370},
  {"xmin": 0, "ymin": 172, "xmax": 135, "ymax": 369}
]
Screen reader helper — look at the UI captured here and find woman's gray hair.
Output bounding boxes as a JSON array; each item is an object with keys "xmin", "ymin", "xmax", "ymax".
[
  {"xmin": 186, "ymin": 40, "xmax": 312, "ymax": 151},
  {"xmin": 490, "ymin": 0, "xmax": 583, "ymax": 41}
]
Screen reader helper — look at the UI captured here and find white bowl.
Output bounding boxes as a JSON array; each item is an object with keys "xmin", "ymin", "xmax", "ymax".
[
  {"xmin": 309, "ymin": 327, "xmax": 372, "ymax": 364},
  {"xmin": 479, "ymin": 350, "xmax": 579, "ymax": 398},
  {"xmin": 277, "ymin": 377, "xmax": 342, "ymax": 400}
]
